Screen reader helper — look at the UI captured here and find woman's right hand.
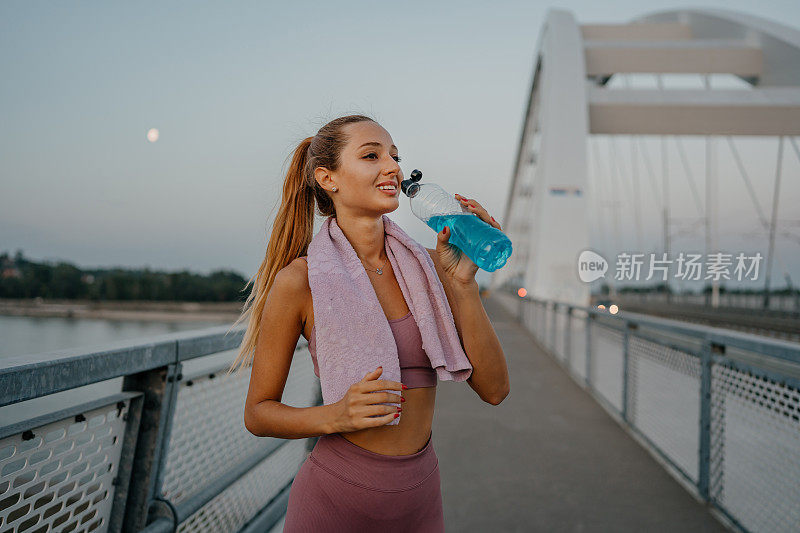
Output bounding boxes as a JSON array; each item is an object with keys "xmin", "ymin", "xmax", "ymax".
[{"xmin": 329, "ymin": 366, "xmax": 405, "ymax": 433}]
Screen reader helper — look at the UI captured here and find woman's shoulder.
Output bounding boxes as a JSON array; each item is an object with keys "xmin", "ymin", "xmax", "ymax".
[
  {"xmin": 271, "ymin": 256, "xmax": 311, "ymax": 330},
  {"xmin": 279, "ymin": 256, "xmax": 310, "ymax": 293}
]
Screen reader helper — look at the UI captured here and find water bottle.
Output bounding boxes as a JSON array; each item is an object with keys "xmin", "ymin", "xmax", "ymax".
[{"xmin": 400, "ymin": 169, "xmax": 512, "ymax": 272}]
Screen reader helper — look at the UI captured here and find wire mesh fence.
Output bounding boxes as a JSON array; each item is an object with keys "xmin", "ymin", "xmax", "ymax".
[{"xmin": 498, "ymin": 288, "xmax": 800, "ymax": 533}]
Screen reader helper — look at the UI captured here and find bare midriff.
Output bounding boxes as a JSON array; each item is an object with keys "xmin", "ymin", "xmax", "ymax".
[
  {"xmin": 299, "ymin": 256, "xmax": 437, "ymax": 456},
  {"xmin": 302, "ymin": 318, "xmax": 437, "ymax": 456},
  {"xmin": 338, "ymin": 386, "xmax": 436, "ymax": 456}
]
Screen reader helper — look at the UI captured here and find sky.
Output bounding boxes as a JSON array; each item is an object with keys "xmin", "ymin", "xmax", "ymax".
[{"xmin": 1, "ymin": 1, "xmax": 799, "ymax": 290}]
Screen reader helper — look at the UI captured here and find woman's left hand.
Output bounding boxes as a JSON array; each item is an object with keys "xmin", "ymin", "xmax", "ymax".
[{"xmin": 435, "ymin": 193, "xmax": 502, "ymax": 287}]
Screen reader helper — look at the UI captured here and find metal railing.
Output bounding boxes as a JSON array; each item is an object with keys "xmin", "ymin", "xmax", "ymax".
[
  {"xmin": 497, "ymin": 287, "xmax": 800, "ymax": 533},
  {"xmin": 613, "ymin": 292, "xmax": 800, "ymax": 314},
  {"xmin": 0, "ymin": 324, "xmax": 321, "ymax": 532}
]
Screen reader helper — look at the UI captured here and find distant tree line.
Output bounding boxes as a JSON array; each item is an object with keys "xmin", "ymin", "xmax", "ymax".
[{"xmin": 0, "ymin": 250, "xmax": 250, "ymax": 302}]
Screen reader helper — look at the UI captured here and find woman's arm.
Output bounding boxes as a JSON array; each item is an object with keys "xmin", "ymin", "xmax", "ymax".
[
  {"xmin": 426, "ymin": 248, "xmax": 510, "ymax": 405},
  {"xmin": 243, "ymin": 259, "xmax": 336, "ymax": 438}
]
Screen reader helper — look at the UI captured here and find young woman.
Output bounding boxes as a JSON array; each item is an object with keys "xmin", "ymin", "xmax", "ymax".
[{"xmin": 229, "ymin": 114, "xmax": 509, "ymax": 532}]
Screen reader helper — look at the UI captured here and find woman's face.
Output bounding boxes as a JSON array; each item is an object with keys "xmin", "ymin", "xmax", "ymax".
[{"xmin": 317, "ymin": 121, "xmax": 403, "ymax": 217}]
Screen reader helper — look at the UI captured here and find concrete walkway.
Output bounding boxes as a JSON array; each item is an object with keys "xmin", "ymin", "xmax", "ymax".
[{"xmin": 432, "ymin": 294, "xmax": 730, "ymax": 533}]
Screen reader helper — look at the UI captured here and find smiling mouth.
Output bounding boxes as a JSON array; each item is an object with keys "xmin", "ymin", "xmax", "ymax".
[{"xmin": 376, "ymin": 184, "xmax": 398, "ymax": 194}]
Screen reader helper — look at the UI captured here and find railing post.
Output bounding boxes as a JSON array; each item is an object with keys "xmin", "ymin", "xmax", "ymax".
[
  {"xmin": 585, "ymin": 312, "xmax": 592, "ymax": 388},
  {"xmin": 107, "ymin": 395, "xmax": 145, "ymax": 533},
  {"xmin": 698, "ymin": 336, "xmax": 719, "ymax": 502},
  {"xmin": 120, "ymin": 361, "xmax": 182, "ymax": 531},
  {"xmin": 537, "ymin": 301, "xmax": 543, "ymax": 338},
  {"xmin": 152, "ymin": 360, "xmax": 183, "ymax": 501},
  {"xmin": 621, "ymin": 321, "xmax": 630, "ymax": 422},
  {"xmin": 565, "ymin": 306, "xmax": 572, "ymax": 368}
]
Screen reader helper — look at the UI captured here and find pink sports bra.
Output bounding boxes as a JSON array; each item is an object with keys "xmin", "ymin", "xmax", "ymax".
[
  {"xmin": 307, "ymin": 311, "xmax": 438, "ymax": 389},
  {"xmin": 299, "ymin": 256, "xmax": 437, "ymax": 389}
]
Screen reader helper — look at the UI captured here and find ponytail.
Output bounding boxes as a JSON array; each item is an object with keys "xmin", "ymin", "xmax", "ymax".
[
  {"xmin": 226, "ymin": 136, "xmax": 315, "ymax": 375},
  {"xmin": 226, "ymin": 114, "xmax": 376, "ymax": 375}
]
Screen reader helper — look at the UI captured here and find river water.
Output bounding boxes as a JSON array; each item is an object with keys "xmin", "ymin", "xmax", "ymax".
[{"xmin": 0, "ymin": 315, "xmax": 233, "ymax": 428}]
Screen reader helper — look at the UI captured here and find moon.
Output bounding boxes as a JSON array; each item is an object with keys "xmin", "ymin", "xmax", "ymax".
[{"xmin": 147, "ymin": 128, "xmax": 159, "ymax": 143}]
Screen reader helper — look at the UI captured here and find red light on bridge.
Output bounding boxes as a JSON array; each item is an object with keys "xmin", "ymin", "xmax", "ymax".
[{"xmin": 518, "ymin": 288, "xmax": 527, "ymax": 297}]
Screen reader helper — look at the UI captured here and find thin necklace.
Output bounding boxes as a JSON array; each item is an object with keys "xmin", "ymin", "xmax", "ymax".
[{"xmin": 361, "ymin": 255, "xmax": 387, "ymax": 275}]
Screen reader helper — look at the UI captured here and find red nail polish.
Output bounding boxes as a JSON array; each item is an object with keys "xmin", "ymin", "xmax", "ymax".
[
  {"xmin": 397, "ymin": 407, "xmax": 402, "ymax": 412},
  {"xmin": 394, "ymin": 413, "xmax": 400, "ymax": 418},
  {"xmin": 401, "ymin": 396, "xmax": 406, "ymax": 402},
  {"xmin": 491, "ymin": 216, "xmax": 496, "ymax": 222},
  {"xmin": 402, "ymin": 384, "xmax": 408, "ymax": 390}
]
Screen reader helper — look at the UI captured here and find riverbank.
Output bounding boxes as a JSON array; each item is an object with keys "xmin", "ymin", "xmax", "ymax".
[
  {"xmin": 0, "ymin": 298, "xmax": 244, "ymax": 323},
  {"xmin": 1, "ymin": 289, "xmax": 494, "ymax": 323}
]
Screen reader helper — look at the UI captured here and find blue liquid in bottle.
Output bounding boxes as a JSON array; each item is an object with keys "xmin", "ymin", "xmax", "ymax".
[
  {"xmin": 426, "ymin": 213, "xmax": 512, "ymax": 272},
  {"xmin": 401, "ymin": 169, "xmax": 513, "ymax": 272}
]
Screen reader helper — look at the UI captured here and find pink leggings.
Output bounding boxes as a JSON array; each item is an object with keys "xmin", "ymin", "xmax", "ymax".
[{"xmin": 283, "ymin": 431, "xmax": 444, "ymax": 532}]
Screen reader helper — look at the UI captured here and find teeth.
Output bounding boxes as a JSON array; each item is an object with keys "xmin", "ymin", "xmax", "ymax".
[{"xmin": 378, "ymin": 185, "xmax": 396, "ymax": 190}]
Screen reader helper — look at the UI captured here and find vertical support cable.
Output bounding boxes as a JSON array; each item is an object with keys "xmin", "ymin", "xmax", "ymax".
[
  {"xmin": 656, "ymin": 74, "xmax": 670, "ymax": 302},
  {"xmin": 703, "ymin": 74, "xmax": 719, "ymax": 308},
  {"xmin": 726, "ymin": 136, "xmax": 797, "ymax": 309},
  {"xmin": 590, "ymin": 138, "xmax": 609, "ymax": 258},
  {"xmin": 764, "ymin": 136, "xmax": 785, "ymax": 309},
  {"xmin": 624, "ymin": 75, "xmax": 643, "ymax": 253},
  {"xmin": 725, "ymin": 136, "xmax": 768, "ymax": 227},
  {"xmin": 673, "ymin": 137, "xmax": 705, "ymax": 216},
  {"xmin": 636, "ymin": 134, "xmax": 671, "ymax": 298},
  {"xmin": 635, "ymin": 136, "xmax": 662, "ymax": 213},
  {"xmin": 607, "ymin": 137, "xmax": 624, "ymax": 260},
  {"xmin": 610, "ymin": 137, "xmax": 637, "ymax": 216},
  {"xmin": 592, "ymin": 138, "xmax": 618, "ymax": 298},
  {"xmin": 788, "ymin": 137, "xmax": 800, "ymax": 314},
  {"xmin": 788, "ymin": 136, "xmax": 800, "ymax": 165},
  {"xmin": 605, "ymin": 137, "xmax": 622, "ymax": 301},
  {"xmin": 629, "ymin": 135, "xmax": 643, "ymax": 253}
]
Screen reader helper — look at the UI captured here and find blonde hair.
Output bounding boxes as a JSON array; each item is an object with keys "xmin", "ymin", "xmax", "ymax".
[{"xmin": 226, "ymin": 114, "xmax": 377, "ymax": 375}]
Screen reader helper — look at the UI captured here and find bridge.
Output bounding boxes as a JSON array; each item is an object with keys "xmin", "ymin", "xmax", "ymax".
[
  {"xmin": 2, "ymin": 7, "xmax": 800, "ymax": 533},
  {"xmin": 492, "ymin": 7, "xmax": 800, "ymax": 311},
  {"xmin": 3, "ymin": 288, "xmax": 796, "ymax": 532}
]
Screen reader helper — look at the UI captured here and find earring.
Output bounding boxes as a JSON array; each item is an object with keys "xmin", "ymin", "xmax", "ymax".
[{"xmin": 331, "ymin": 186, "xmax": 338, "ymax": 192}]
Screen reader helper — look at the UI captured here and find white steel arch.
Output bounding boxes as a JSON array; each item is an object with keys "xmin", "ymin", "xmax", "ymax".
[{"xmin": 493, "ymin": 7, "xmax": 800, "ymax": 306}]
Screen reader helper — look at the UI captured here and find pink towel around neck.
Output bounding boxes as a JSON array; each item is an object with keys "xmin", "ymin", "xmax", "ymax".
[{"xmin": 306, "ymin": 214, "xmax": 473, "ymax": 426}]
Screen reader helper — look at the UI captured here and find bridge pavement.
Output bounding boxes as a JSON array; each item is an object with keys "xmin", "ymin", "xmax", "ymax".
[{"xmin": 431, "ymin": 294, "xmax": 730, "ymax": 533}]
